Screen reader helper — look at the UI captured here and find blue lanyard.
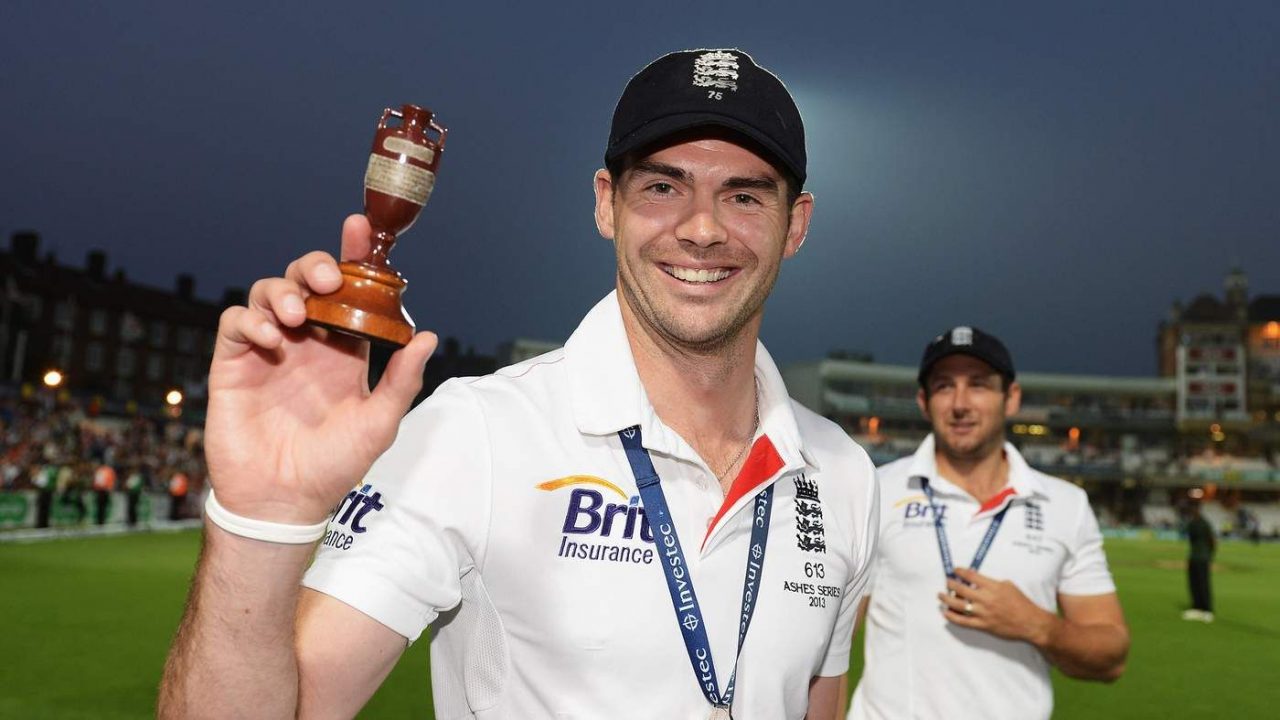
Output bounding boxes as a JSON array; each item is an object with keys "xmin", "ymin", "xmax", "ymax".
[
  {"xmin": 919, "ymin": 477, "xmax": 1010, "ymax": 580},
  {"xmin": 618, "ymin": 425, "xmax": 774, "ymax": 712}
]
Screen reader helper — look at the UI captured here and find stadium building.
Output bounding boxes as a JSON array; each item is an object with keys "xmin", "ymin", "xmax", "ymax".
[
  {"xmin": 784, "ymin": 269, "xmax": 1280, "ymax": 539},
  {"xmin": 0, "ymin": 231, "xmax": 236, "ymax": 413}
]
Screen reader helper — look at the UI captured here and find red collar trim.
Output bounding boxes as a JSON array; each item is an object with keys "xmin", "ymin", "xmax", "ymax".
[
  {"xmin": 976, "ymin": 486, "xmax": 1017, "ymax": 516},
  {"xmin": 702, "ymin": 435, "xmax": 785, "ymax": 549}
]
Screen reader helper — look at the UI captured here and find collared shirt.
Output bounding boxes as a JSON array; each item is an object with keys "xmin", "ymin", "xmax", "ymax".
[
  {"xmin": 304, "ymin": 291, "xmax": 879, "ymax": 719},
  {"xmin": 849, "ymin": 435, "xmax": 1116, "ymax": 720}
]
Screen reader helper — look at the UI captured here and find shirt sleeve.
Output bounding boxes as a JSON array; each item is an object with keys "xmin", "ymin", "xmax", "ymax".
[
  {"xmin": 819, "ymin": 450, "xmax": 880, "ymax": 676},
  {"xmin": 302, "ymin": 378, "xmax": 493, "ymax": 643},
  {"xmin": 1057, "ymin": 494, "xmax": 1116, "ymax": 597}
]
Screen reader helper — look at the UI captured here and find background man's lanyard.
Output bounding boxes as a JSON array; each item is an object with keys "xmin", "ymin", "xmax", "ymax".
[
  {"xmin": 619, "ymin": 426, "xmax": 774, "ymax": 714},
  {"xmin": 919, "ymin": 477, "xmax": 1010, "ymax": 580}
]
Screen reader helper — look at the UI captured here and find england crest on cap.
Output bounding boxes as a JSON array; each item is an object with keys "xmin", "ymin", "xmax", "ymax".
[
  {"xmin": 692, "ymin": 50, "xmax": 739, "ymax": 92},
  {"xmin": 951, "ymin": 327, "xmax": 974, "ymax": 346}
]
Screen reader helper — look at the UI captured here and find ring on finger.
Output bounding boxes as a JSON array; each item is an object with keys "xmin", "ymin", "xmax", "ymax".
[{"xmin": 963, "ymin": 600, "xmax": 975, "ymax": 616}]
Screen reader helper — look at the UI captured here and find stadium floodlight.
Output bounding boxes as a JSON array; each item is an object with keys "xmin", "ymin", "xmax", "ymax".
[
  {"xmin": 42, "ymin": 369, "xmax": 63, "ymax": 388},
  {"xmin": 165, "ymin": 389, "xmax": 184, "ymax": 406}
]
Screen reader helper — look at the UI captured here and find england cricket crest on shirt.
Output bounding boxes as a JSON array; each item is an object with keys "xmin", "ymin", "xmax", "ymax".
[
  {"xmin": 793, "ymin": 474, "xmax": 826, "ymax": 554},
  {"xmin": 1025, "ymin": 501, "xmax": 1045, "ymax": 531}
]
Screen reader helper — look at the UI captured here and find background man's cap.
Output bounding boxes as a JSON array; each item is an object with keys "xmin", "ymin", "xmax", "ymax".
[
  {"xmin": 605, "ymin": 49, "xmax": 806, "ymax": 185},
  {"xmin": 918, "ymin": 326, "xmax": 1016, "ymax": 387}
]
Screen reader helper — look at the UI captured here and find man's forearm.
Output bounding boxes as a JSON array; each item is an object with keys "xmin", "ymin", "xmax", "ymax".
[
  {"xmin": 158, "ymin": 522, "xmax": 316, "ymax": 719},
  {"xmin": 1029, "ymin": 611, "xmax": 1129, "ymax": 682}
]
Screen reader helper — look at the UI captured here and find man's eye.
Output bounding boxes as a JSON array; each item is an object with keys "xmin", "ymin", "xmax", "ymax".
[
  {"xmin": 732, "ymin": 193, "xmax": 759, "ymax": 205},
  {"xmin": 649, "ymin": 182, "xmax": 674, "ymax": 194}
]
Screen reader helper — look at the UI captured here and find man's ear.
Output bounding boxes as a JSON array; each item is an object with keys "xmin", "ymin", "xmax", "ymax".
[
  {"xmin": 1004, "ymin": 380, "xmax": 1022, "ymax": 417},
  {"xmin": 782, "ymin": 191, "xmax": 814, "ymax": 259},
  {"xmin": 594, "ymin": 169, "xmax": 616, "ymax": 240}
]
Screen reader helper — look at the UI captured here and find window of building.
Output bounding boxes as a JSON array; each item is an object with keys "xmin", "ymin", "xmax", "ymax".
[
  {"xmin": 54, "ymin": 300, "xmax": 75, "ymax": 330},
  {"xmin": 24, "ymin": 295, "xmax": 42, "ymax": 321},
  {"xmin": 89, "ymin": 309, "xmax": 108, "ymax": 336},
  {"xmin": 176, "ymin": 326, "xmax": 197, "ymax": 353},
  {"xmin": 120, "ymin": 312, "xmax": 144, "ymax": 344},
  {"xmin": 150, "ymin": 320, "xmax": 169, "ymax": 348},
  {"xmin": 50, "ymin": 334, "xmax": 73, "ymax": 367},
  {"xmin": 118, "ymin": 348, "xmax": 136, "ymax": 378},
  {"xmin": 146, "ymin": 354, "xmax": 164, "ymax": 381},
  {"xmin": 86, "ymin": 342, "xmax": 104, "ymax": 372}
]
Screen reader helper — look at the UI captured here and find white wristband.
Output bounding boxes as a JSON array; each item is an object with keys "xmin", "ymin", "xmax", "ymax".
[{"xmin": 204, "ymin": 490, "xmax": 329, "ymax": 544}]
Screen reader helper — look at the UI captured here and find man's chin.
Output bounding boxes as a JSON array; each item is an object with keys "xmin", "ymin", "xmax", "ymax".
[{"xmin": 936, "ymin": 435, "xmax": 997, "ymax": 461}]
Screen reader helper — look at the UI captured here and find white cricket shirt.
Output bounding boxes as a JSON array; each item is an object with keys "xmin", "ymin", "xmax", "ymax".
[
  {"xmin": 849, "ymin": 435, "xmax": 1116, "ymax": 720},
  {"xmin": 303, "ymin": 292, "xmax": 879, "ymax": 719}
]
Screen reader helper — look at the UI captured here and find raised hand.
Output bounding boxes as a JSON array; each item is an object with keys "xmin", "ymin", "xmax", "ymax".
[{"xmin": 203, "ymin": 214, "xmax": 437, "ymax": 525}]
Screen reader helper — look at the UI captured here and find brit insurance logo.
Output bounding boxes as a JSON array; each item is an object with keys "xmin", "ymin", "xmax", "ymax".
[
  {"xmin": 794, "ymin": 475, "xmax": 826, "ymax": 554},
  {"xmin": 895, "ymin": 492, "xmax": 947, "ymax": 527},
  {"xmin": 322, "ymin": 483, "xmax": 385, "ymax": 551},
  {"xmin": 536, "ymin": 475, "xmax": 655, "ymax": 566}
]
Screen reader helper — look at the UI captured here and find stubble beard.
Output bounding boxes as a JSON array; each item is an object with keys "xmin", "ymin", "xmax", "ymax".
[
  {"xmin": 934, "ymin": 418, "xmax": 1006, "ymax": 464},
  {"xmin": 617, "ymin": 242, "xmax": 779, "ymax": 355}
]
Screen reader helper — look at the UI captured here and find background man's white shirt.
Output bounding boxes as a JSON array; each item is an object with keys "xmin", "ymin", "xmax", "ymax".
[
  {"xmin": 303, "ymin": 292, "xmax": 880, "ymax": 719},
  {"xmin": 849, "ymin": 435, "xmax": 1115, "ymax": 720}
]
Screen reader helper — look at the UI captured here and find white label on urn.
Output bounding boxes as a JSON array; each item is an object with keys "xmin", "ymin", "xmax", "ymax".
[
  {"xmin": 382, "ymin": 136, "xmax": 436, "ymax": 164},
  {"xmin": 364, "ymin": 155, "xmax": 435, "ymax": 206}
]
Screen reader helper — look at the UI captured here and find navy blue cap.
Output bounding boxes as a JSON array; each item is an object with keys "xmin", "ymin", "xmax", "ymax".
[
  {"xmin": 605, "ymin": 49, "xmax": 806, "ymax": 185},
  {"xmin": 918, "ymin": 326, "xmax": 1016, "ymax": 387}
]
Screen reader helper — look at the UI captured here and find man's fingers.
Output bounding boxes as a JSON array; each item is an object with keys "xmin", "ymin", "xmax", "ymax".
[
  {"xmin": 340, "ymin": 214, "xmax": 374, "ymax": 263},
  {"xmin": 247, "ymin": 277, "xmax": 311, "ymax": 328},
  {"xmin": 937, "ymin": 591, "xmax": 968, "ymax": 614},
  {"xmin": 942, "ymin": 608, "xmax": 981, "ymax": 627},
  {"xmin": 216, "ymin": 306, "xmax": 284, "ymax": 356},
  {"xmin": 283, "ymin": 251, "xmax": 344, "ymax": 296},
  {"xmin": 945, "ymin": 578, "xmax": 977, "ymax": 600},
  {"xmin": 954, "ymin": 567, "xmax": 988, "ymax": 585},
  {"xmin": 368, "ymin": 331, "xmax": 438, "ymax": 420}
]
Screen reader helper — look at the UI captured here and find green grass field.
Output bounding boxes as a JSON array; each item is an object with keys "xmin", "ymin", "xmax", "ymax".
[{"xmin": 1, "ymin": 533, "xmax": 1276, "ymax": 718}]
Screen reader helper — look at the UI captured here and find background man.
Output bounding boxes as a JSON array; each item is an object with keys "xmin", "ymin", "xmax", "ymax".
[
  {"xmin": 159, "ymin": 49, "xmax": 878, "ymax": 719},
  {"xmin": 846, "ymin": 326, "xmax": 1129, "ymax": 720},
  {"xmin": 1182, "ymin": 500, "xmax": 1216, "ymax": 622}
]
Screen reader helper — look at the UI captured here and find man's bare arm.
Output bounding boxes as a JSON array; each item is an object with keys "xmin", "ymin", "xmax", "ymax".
[
  {"xmin": 159, "ymin": 524, "xmax": 314, "ymax": 718},
  {"xmin": 833, "ymin": 595, "xmax": 870, "ymax": 718},
  {"xmin": 1033, "ymin": 592, "xmax": 1129, "ymax": 681},
  {"xmin": 940, "ymin": 569, "xmax": 1129, "ymax": 682},
  {"xmin": 807, "ymin": 675, "xmax": 843, "ymax": 720},
  {"xmin": 158, "ymin": 525, "xmax": 408, "ymax": 719}
]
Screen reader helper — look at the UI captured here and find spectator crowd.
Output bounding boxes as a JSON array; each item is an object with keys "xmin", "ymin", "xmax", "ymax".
[{"xmin": 0, "ymin": 389, "xmax": 205, "ymax": 528}]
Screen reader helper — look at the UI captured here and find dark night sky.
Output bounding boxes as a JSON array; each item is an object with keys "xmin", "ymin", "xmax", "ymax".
[{"xmin": 3, "ymin": 1, "xmax": 1277, "ymax": 377}]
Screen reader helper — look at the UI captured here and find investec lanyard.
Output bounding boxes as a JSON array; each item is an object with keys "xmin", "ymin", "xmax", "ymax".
[
  {"xmin": 618, "ymin": 426, "xmax": 774, "ymax": 715},
  {"xmin": 919, "ymin": 477, "xmax": 1010, "ymax": 580}
]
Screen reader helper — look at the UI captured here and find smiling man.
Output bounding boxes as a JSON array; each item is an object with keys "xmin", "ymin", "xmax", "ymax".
[
  {"xmin": 159, "ymin": 49, "xmax": 878, "ymax": 719},
  {"xmin": 847, "ymin": 327, "xmax": 1130, "ymax": 720}
]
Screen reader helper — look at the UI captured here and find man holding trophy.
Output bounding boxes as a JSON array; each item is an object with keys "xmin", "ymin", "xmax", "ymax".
[{"xmin": 160, "ymin": 49, "xmax": 879, "ymax": 719}]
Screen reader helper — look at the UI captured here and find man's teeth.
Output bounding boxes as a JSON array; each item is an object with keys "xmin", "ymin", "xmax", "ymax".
[{"xmin": 666, "ymin": 266, "xmax": 732, "ymax": 283}]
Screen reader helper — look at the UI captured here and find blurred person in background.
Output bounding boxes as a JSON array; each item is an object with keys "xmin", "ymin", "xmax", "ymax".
[
  {"xmin": 33, "ymin": 462, "xmax": 56, "ymax": 528},
  {"xmin": 57, "ymin": 462, "xmax": 85, "ymax": 525},
  {"xmin": 92, "ymin": 462, "xmax": 117, "ymax": 525},
  {"xmin": 1181, "ymin": 500, "xmax": 1215, "ymax": 622},
  {"xmin": 124, "ymin": 466, "xmax": 145, "ymax": 527},
  {"xmin": 846, "ymin": 327, "xmax": 1129, "ymax": 720},
  {"xmin": 167, "ymin": 469, "xmax": 189, "ymax": 522}
]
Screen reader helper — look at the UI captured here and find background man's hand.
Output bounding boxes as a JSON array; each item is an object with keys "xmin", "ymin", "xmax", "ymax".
[
  {"xmin": 203, "ymin": 214, "xmax": 437, "ymax": 525},
  {"xmin": 937, "ymin": 567, "xmax": 1055, "ymax": 644}
]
